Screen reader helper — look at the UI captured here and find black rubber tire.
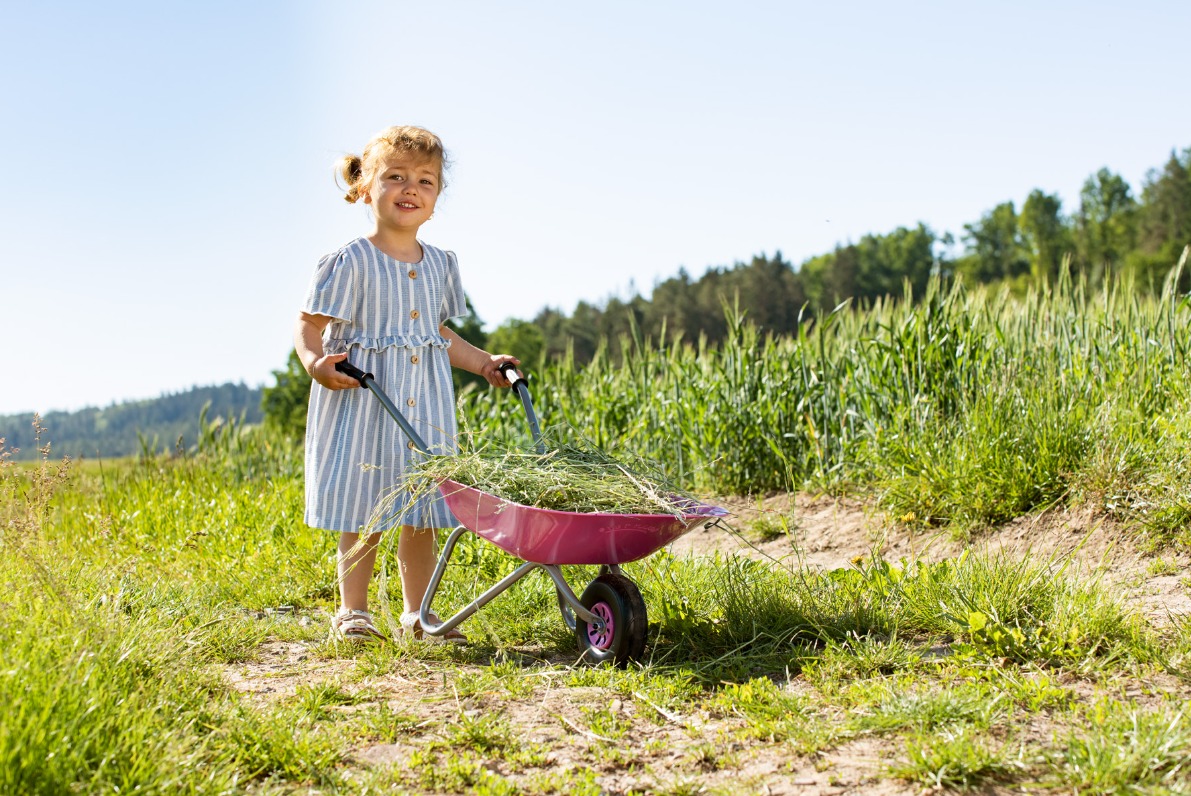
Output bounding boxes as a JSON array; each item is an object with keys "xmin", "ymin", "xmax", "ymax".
[{"xmin": 574, "ymin": 573, "xmax": 648, "ymax": 666}]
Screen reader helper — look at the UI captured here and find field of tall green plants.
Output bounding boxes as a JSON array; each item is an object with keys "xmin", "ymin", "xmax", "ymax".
[
  {"xmin": 463, "ymin": 252, "xmax": 1191, "ymax": 537},
  {"xmin": 3, "ymin": 253, "xmax": 1191, "ymax": 794}
]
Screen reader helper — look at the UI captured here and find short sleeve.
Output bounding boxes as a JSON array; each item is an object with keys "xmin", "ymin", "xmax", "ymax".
[
  {"xmin": 439, "ymin": 250, "xmax": 467, "ymax": 324},
  {"xmin": 301, "ymin": 250, "xmax": 354, "ymax": 322}
]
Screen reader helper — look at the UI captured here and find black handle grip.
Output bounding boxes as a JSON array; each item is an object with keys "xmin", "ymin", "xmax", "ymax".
[
  {"xmin": 498, "ymin": 362, "xmax": 525, "ymax": 388},
  {"xmin": 334, "ymin": 359, "xmax": 372, "ymax": 384}
]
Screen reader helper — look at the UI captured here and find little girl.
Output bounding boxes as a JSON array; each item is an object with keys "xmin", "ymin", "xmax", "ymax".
[{"xmin": 294, "ymin": 126, "xmax": 519, "ymax": 643}]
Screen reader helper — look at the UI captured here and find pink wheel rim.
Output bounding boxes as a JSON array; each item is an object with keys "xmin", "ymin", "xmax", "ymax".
[{"xmin": 586, "ymin": 602, "xmax": 615, "ymax": 649}]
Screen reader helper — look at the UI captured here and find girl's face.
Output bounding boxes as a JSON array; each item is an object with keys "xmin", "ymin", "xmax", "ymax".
[{"xmin": 363, "ymin": 154, "xmax": 440, "ymax": 230}]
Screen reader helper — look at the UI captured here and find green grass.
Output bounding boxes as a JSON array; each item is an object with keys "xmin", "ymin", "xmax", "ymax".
[
  {"xmin": 1049, "ymin": 701, "xmax": 1191, "ymax": 794},
  {"xmin": 3, "ymin": 441, "xmax": 1189, "ymax": 792},
  {"xmin": 849, "ymin": 682, "xmax": 1002, "ymax": 734},
  {"xmin": 888, "ymin": 726, "xmax": 1017, "ymax": 789},
  {"xmin": 6, "ymin": 269, "xmax": 1191, "ymax": 792}
]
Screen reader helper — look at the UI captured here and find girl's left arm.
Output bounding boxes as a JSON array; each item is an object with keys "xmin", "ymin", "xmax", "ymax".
[{"xmin": 440, "ymin": 325, "xmax": 521, "ymax": 388}]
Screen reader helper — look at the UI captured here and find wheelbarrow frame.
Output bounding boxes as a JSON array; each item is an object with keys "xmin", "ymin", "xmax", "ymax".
[{"xmin": 335, "ymin": 359, "xmax": 609, "ymax": 637}]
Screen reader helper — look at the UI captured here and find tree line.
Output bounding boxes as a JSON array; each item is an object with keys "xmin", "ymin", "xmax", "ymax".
[
  {"xmin": 0, "ymin": 384, "xmax": 264, "ymax": 461},
  {"xmin": 461, "ymin": 145, "xmax": 1190, "ymax": 369}
]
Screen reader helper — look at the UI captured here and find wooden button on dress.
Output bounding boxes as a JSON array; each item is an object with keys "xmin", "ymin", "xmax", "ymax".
[
  {"xmin": 410, "ymin": 310, "xmax": 420, "ymax": 319},
  {"xmin": 406, "ymin": 441, "xmax": 416, "ymax": 450},
  {"xmin": 407, "ymin": 398, "xmax": 416, "ymax": 407},
  {"xmin": 408, "ymin": 270, "xmax": 417, "ymax": 279},
  {"xmin": 410, "ymin": 355, "xmax": 420, "ymax": 364}
]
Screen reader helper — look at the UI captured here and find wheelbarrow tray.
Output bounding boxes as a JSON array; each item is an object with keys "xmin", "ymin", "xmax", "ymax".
[{"xmin": 439, "ymin": 479, "xmax": 729, "ymax": 565}]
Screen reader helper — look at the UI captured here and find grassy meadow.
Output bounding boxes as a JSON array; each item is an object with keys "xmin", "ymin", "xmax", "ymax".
[{"xmin": 5, "ymin": 257, "xmax": 1191, "ymax": 794}]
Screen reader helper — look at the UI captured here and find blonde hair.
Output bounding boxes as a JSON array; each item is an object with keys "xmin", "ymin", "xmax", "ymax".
[{"xmin": 337, "ymin": 126, "xmax": 449, "ymax": 203}]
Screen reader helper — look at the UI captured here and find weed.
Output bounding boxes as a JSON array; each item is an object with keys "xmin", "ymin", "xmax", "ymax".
[
  {"xmin": 522, "ymin": 766, "xmax": 602, "ymax": 796},
  {"xmin": 581, "ymin": 702, "xmax": 632, "ymax": 741},
  {"xmin": 804, "ymin": 634, "xmax": 919, "ymax": 684},
  {"xmin": 705, "ymin": 677, "xmax": 839, "ymax": 751},
  {"xmin": 888, "ymin": 726, "xmax": 1016, "ymax": 789},
  {"xmin": 983, "ymin": 668, "xmax": 1072, "ymax": 711},
  {"xmin": 566, "ymin": 660, "xmax": 703, "ymax": 710},
  {"xmin": 850, "ymin": 683, "xmax": 1002, "ymax": 734},
  {"xmin": 745, "ymin": 496, "xmax": 797, "ymax": 542},
  {"xmin": 684, "ymin": 741, "xmax": 738, "ymax": 771},
  {"xmin": 1148, "ymin": 557, "xmax": 1179, "ymax": 577},
  {"xmin": 654, "ymin": 778, "xmax": 706, "ymax": 796},
  {"xmin": 443, "ymin": 712, "xmax": 515, "ymax": 752},
  {"xmin": 406, "ymin": 747, "xmax": 515, "ymax": 794},
  {"xmin": 292, "ymin": 679, "xmax": 365, "ymax": 720},
  {"xmin": 1048, "ymin": 700, "xmax": 1191, "ymax": 793},
  {"xmin": 355, "ymin": 702, "xmax": 421, "ymax": 743},
  {"xmin": 221, "ymin": 702, "xmax": 346, "ymax": 785}
]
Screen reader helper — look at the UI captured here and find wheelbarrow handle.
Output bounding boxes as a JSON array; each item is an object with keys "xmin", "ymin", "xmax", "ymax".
[
  {"xmin": 498, "ymin": 362, "xmax": 545, "ymax": 454},
  {"xmin": 334, "ymin": 358, "xmax": 430, "ymax": 455}
]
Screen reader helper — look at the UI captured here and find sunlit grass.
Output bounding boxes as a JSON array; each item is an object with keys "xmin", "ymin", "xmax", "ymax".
[{"xmin": 5, "ymin": 266, "xmax": 1191, "ymax": 792}]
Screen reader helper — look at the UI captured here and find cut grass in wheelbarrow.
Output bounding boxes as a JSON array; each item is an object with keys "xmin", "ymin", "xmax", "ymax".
[{"xmin": 336, "ymin": 359, "xmax": 727, "ymax": 665}]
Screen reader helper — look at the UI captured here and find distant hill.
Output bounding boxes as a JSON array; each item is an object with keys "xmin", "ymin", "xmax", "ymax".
[{"xmin": 0, "ymin": 383, "xmax": 264, "ymax": 461}]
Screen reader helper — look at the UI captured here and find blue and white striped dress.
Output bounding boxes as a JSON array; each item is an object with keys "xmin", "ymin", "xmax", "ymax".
[{"xmin": 302, "ymin": 237, "xmax": 466, "ymax": 533}]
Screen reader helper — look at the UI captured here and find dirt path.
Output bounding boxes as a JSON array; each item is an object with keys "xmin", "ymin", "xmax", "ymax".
[{"xmin": 225, "ymin": 640, "xmax": 920, "ymax": 796}]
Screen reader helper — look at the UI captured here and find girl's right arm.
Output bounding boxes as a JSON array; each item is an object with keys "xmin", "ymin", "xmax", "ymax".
[{"xmin": 294, "ymin": 312, "xmax": 361, "ymax": 390}]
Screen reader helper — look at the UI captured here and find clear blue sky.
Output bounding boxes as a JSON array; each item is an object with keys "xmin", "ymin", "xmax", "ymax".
[{"xmin": 2, "ymin": 0, "xmax": 1188, "ymax": 415}]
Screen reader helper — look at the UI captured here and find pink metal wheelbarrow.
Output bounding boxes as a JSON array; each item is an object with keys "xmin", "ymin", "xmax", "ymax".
[{"xmin": 335, "ymin": 359, "xmax": 727, "ymax": 665}]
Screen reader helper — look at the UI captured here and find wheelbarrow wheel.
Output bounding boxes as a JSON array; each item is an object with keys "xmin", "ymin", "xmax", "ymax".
[{"xmin": 575, "ymin": 573, "xmax": 647, "ymax": 666}]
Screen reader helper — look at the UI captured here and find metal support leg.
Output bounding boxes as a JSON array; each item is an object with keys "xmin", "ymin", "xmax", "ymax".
[
  {"xmin": 419, "ymin": 527, "xmax": 541, "ymax": 637},
  {"xmin": 541, "ymin": 565, "xmax": 605, "ymax": 630},
  {"xmin": 556, "ymin": 587, "xmax": 577, "ymax": 632},
  {"xmin": 417, "ymin": 528, "xmax": 607, "ymax": 636}
]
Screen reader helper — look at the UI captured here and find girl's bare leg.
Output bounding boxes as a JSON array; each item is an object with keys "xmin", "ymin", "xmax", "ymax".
[
  {"xmin": 338, "ymin": 531, "xmax": 382, "ymax": 612},
  {"xmin": 397, "ymin": 525, "xmax": 437, "ymax": 614}
]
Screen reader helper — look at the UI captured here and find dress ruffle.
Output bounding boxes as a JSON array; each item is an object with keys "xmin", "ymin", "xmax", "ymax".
[{"xmin": 324, "ymin": 334, "xmax": 453, "ymax": 353}]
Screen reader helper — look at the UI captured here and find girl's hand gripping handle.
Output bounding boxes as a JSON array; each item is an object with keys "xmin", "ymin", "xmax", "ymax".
[{"xmin": 310, "ymin": 352, "xmax": 362, "ymax": 390}]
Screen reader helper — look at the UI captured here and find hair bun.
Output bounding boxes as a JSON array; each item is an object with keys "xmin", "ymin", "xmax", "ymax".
[{"xmin": 337, "ymin": 154, "xmax": 364, "ymax": 203}]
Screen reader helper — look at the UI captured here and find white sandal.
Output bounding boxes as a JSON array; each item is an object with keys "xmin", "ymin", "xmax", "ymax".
[
  {"xmin": 400, "ymin": 610, "xmax": 468, "ymax": 644},
  {"xmin": 330, "ymin": 608, "xmax": 387, "ymax": 643}
]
